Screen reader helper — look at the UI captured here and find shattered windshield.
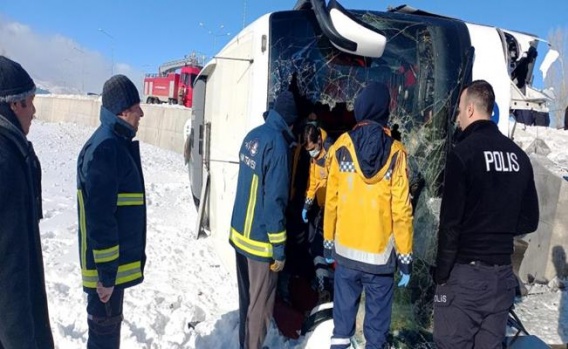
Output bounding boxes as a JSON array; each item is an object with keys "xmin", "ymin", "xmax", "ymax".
[
  {"xmin": 269, "ymin": 9, "xmax": 470, "ymax": 348},
  {"xmin": 269, "ymin": 9, "xmax": 468, "ymax": 193}
]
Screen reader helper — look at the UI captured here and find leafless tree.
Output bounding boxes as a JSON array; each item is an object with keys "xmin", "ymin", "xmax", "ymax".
[{"xmin": 545, "ymin": 26, "xmax": 568, "ymax": 128}]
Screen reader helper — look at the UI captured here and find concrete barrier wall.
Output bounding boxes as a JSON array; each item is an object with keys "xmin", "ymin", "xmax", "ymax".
[
  {"xmin": 520, "ymin": 155, "xmax": 568, "ymax": 282},
  {"xmin": 33, "ymin": 95, "xmax": 567, "ymax": 282},
  {"xmin": 34, "ymin": 95, "xmax": 191, "ymax": 154}
]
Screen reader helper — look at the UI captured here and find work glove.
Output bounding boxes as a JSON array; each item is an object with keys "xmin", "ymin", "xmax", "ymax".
[
  {"xmin": 397, "ymin": 271, "xmax": 410, "ymax": 288},
  {"xmin": 301, "ymin": 209, "xmax": 308, "ymax": 223},
  {"xmin": 270, "ymin": 259, "xmax": 286, "ymax": 272}
]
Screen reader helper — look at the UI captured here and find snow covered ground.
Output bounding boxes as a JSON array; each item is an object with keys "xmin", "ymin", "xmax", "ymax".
[{"xmin": 29, "ymin": 120, "xmax": 567, "ymax": 348}]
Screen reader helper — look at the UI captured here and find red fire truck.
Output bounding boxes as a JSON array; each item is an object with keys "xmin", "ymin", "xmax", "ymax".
[{"xmin": 143, "ymin": 53, "xmax": 203, "ymax": 108}]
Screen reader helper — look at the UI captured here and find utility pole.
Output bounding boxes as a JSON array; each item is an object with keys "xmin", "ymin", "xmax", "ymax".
[
  {"xmin": 73, "ymin": 47, "xmax": 85, "ymax": 93},
  {"xmin": 62, "ymin": 58, "xmax": 73, "ymax": 91},
  {"xmin": 199, "ymin": 23, "xmax": 231, "ymax": 58},
  {"xmin": 98, "ymin": 28, "xmax": 114, "ymax": 76}
]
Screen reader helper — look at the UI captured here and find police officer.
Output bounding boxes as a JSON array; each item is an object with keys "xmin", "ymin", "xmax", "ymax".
[{"xmin": 433, "ymin": 80, "xmax": 539, "ymax": 349}]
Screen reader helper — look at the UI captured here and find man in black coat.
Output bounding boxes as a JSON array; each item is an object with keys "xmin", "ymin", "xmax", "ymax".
[
  {"xmin": 433, "ymin": 80, "xmax": 539, "ymax": 349},
  {"xmin": 0, "ymin": 56, "xmax": 54, "ymax": 348}
]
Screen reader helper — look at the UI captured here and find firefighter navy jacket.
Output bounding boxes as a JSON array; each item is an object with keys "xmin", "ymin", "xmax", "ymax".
[
  {"xmin": 230, "ymin": 109, "xmax": 294, "ymax": 262},
  {"xmin": 77, "ymin": 107, "xmax": 146, "ymax": 293}
]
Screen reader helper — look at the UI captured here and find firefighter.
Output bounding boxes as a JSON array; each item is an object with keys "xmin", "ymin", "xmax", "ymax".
[
  {"xmin": 433, "ymin": 80, "xmax": 539, "ymax": 349},
  {"xmin": 77, "ymin": 74, "xmax": 147, "ymax": 349},
  {"xmin": 324, "ymin": 82, "xmax": 413, "ymax": 349},
  {"xmin": 178, "ymin": 85, "xmax": 185, "ymax": 106},
  {"xmin": 229, "ymin": 90, "xmax": 299, "ymax": 349}
]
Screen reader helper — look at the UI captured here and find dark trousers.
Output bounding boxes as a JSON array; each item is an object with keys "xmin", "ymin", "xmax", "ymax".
[
  {"xmin": 87, "ymin": 288, "xmax": 124, "ymax": 349},
  {"xmin": 308, "ymin": 207, "xmax": 324, "ymax": 258},
  {"xmin": 309, "ymin": 208, "xmax": 331, "ymax": 293},
  {"xmin": 433, "ymin": 263, "xmax": 517, "ymax": 349},
  {"xmin": 236, "ymin": 252, "xmax": 277, "ymax": 349},
  {"xmin": 331, "ymin": 264, "xmax": 394, "ymax": 349}
]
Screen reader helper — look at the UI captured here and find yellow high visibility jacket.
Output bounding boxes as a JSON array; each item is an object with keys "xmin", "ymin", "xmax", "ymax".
[
  {"xmin": 323, "ymin": 123, "xmax": 413, "ymax": 274},
  {"xmin": 304, "ymin": 129, "xmax": 331, "ymax": 210}
]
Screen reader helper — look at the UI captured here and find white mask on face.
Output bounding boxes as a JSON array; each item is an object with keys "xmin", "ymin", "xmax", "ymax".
[{"xmin": 308, "ymin": 147, "xmax": 321, "ymax": 158}]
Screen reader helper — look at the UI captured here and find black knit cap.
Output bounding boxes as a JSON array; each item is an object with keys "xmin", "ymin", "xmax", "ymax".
[
  {"xmin": 102, "ymin": 74, "xmax": 141, "ymax": 115},
  {"xmin": 0, "ymin": 55, "xmax": 36, "ymax": 103}
]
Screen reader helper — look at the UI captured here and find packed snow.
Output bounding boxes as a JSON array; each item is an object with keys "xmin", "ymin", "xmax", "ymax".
[{"xmin": 29, "ymin": 119, "xmax": 567, "ymax": 348}]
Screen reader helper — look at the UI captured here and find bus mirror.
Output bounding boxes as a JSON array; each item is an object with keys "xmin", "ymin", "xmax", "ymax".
[{"xmin": 328, "ymin": 1, "xmax": 386, "ymax": 58}]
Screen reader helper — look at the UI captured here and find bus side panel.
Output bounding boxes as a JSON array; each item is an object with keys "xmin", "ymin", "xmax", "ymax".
[
  {"xmin": 206, "ymin": 22, "xmax": 267, "ymax": 274},
  {"xmin": 466, "ymin": 23, "xmax": 511, "ymax": 135}
]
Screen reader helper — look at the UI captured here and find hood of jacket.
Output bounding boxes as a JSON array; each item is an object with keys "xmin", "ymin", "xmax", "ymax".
[
  {"xmin": 348, "ymin": 121, "xmax": 393, "ymax": 181},
  {"xmin": 354, "ymin": 82, "xmax": 390, "ymax": 126},
  {"xmin": 266, "ymin": 109, "xmax": 296, "ymax": 146},
  {"xmin": 99, "ymin": 106, "xmax": 136, "ymax": 141}
]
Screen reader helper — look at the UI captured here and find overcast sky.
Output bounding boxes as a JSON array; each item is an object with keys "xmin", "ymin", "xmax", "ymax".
[{"xmin": 0, "ymin": 15, "xmax": 143, "ymax": 94}]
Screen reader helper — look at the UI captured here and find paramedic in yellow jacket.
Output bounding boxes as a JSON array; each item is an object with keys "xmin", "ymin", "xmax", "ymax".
[
  {"xmin": 302, "ymin": 124, "xmax": 330, "ymax": 219},
  {"xmin": 301, "ymin": 123, "xmax": 334, "ymax": 297},
  {"xmin": 324, "ymin": 82, "xmax": 413, "ymax": 349}
]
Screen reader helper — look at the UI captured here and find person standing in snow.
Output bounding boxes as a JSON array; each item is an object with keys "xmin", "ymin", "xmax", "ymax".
[
  {"xmin": 323, "ymin": 82, "xmax": 413, "ymax": 349},
  {"xmin": 564, "ymin": 105, "xmax": 568, "ymax": 130},
  {"xmin": 178, "ymin": 85, "xmax": 185, "ymax": 107},
  {"xmin": 433, "ymin": 80, "xmax": 539, "ymax": 349},
  {"xmin": 77, "ymin": 75, "xmax": 146, "ymax": 349},
  {"xmin": 230, "ymin": 90, "xmax": 298, "ymax": 349},
  {"xmin": 0, "ymin": 56, "xmax": 54, "ymax": 349}
]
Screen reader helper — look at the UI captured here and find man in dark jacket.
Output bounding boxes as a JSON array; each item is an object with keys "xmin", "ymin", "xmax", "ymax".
[
  {"xmin": 0, "ymin": 56, "xmax": 54, "ymax": 348},
  {"xmin": 77, "ymin": 75, "xmax": 146, "ymax": 349},
  {"xmin": 564, "ymin": 105, "xmax": 568, "ymax": 130},
  {"xmin": 230, "ymin": 91, "xmax": 298, "ymax": 349},
  {"xmin": 434, "ymin": 80, "xmax": 539, "ymax": 349},
  {"xmin": 0, "ymin": 56, "xmax": 53, "ymax": 349}
]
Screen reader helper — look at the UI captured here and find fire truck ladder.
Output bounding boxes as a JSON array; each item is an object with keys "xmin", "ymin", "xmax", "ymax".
[{"xmin": 158, "ymin": 53, "xmax": 204, "ymax": 76}]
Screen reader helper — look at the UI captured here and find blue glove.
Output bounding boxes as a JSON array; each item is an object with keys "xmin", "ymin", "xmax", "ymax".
[
  {"xmin": 325, "ymin": 258, "xmax": 335, "ymax": 264},
  {"xmin": 398, "ymin": 272, "xmax": 410, "ymax": 288},
  {"xmin": 301, "ymin": 209, "xmax": 308, "ymax": 223}
]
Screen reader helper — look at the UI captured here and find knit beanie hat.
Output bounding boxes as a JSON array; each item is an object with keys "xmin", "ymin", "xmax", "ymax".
[
  {"xmin": 354, "ymin": 82, "xmax": 390, "ymax": 125},
  {"xmin": 0, "ymin": 56, "xmax": 36, "ymax": 104},
  {"xmin": 273, "ymin": 91, "xmax": 298, "ymax": 126},
  {"xmin": 102, "ymin": 74, "xmax": 141, "ymax": 115}
]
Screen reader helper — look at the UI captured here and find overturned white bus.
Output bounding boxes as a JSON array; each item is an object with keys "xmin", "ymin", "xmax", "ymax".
[{"xmin": 185, "ymin": 0, "xmax": 555, "ymax": 347}]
